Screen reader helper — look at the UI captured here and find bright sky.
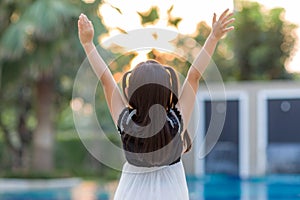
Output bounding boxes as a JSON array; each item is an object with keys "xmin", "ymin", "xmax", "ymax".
[{"xmin": 98, "ymin": 0, "xmax": 300, "ymax": 73}]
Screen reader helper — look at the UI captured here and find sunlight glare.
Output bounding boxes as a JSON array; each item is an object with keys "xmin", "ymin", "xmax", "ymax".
[
  {"xmin": 82, "ymin": 0, "xmax": 95, "ymax": 3},
  {"xmin": 130, "ymin": 50, "xmax": 150, "ymax": 70},
  {"xmin": 98, "ymin": 0, "xmax": 300, "ymax": 73}
]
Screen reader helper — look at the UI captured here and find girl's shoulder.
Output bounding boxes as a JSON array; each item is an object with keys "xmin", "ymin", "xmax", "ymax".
[
  {"xmin": 166, "ymin": 107, "xmax": 183, "ymax": 134},
  {"xmin": 117, "ymin": 107, "xmax": 133, "ymax": 134}
]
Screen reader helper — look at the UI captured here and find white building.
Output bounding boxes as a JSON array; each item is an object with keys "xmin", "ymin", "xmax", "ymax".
[{"xmin": 183, "ymin": 80, "xmax": 300, "ymax": 179}]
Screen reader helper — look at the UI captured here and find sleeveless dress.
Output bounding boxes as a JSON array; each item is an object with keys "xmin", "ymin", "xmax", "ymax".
[{"xmin": 113, "ymin": 107, "xmax": 189, "ymax": 200}]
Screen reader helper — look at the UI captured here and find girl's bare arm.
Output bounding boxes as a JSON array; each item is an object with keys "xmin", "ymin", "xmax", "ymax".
[
  {"xmin": 78, "ymin": 14, "xmax": 125, "ymax": 125},
  {"xmin": 178, "ymin": 9, "xmax": 235, "ymax": 131}
]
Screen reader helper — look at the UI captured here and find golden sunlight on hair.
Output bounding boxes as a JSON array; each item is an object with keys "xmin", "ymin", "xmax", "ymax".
[
  {"xmin": 82, "ymin": 0, "xmax": 95, "ymax": 3},
  {"xmin": 130, "ymin": 50, "xmax": 149, "ymax": 70}
]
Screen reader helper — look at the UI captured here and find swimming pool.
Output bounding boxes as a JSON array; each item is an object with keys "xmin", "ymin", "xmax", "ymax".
[
  {"xmin": 0, "ymin": 175, "xmax": 300, "ymax": 199},
  {"xmin": 0, "ymin": 188, "xmax": 109, "ymax": 200},
  {"xmin": 187, "ymin": 174, "xmax": 300, "ymax": 200}
]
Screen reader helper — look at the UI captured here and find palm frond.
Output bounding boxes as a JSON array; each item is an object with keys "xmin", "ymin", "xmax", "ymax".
[
  {"xmin": 0, "ymin": 22, "xmax": 28, "ymax": 60},
  {"xmin": 22, "ymin": 0, "xmax": 80, "ymax": 40}
]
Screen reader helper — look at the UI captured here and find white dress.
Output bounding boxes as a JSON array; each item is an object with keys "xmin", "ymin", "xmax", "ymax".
[
  {"xmin": 113, "ymin": 160, "xmax": 189, "ymax": 200},
  {"xmin": 114, "ymin": 107, "xmax": 189, "ymax": 200}
]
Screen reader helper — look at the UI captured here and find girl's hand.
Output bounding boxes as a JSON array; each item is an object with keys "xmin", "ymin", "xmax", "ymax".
[
  {"xmin": 211, "ymin": 9, "xmax": 235, "ymax": 41},
  {"xmin": 78, "ymin": 13, "xmax": 94, "ymax": 45}
]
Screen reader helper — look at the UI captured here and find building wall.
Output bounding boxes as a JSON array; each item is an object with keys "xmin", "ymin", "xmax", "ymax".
[{"xmin": 183, "ymin": 80, "xmax": 300, "ymax": 178}]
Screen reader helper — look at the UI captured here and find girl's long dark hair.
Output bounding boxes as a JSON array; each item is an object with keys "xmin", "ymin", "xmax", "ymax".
[{"xmin": 121, "ymin": 60, "xmax": 192, "ymax": 158}]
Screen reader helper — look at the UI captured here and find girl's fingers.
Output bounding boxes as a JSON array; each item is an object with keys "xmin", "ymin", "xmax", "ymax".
[
  {"xmin": 212, "ymin": 13, "xmax": 217, "ymax": 25},
  {"xmin": 222, "ymin": 18, "xmax": 235, "ymax": 28},
  {"xmin": 219, "ymin": 8, "xmax": 229, "ymax": 22},
  {"xmin": 79, "ymin": 13, "xmax": 90, "ymax": 24},
  {"xmin": 78, "ymin": 15, "xmax": 92, "ymax": 30},
  {"xmin": 222, "ymin": 12, "xmax": 234, "ymax": 23},
  {"xmin": 223, "ymin": 26, "xmax": 234, "ymax": 33}
]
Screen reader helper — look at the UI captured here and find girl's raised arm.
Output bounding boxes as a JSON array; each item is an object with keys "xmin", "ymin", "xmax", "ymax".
[
  {"xmin": 78, "ymin": 13, "xmax": 126, "ymax": 125},
  {"xmin": 178, "ymin": 9, "xmax": 235, "ymax": 131}
]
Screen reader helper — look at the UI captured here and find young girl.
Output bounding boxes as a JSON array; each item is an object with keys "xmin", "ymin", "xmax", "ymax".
[{"xmin": 78, "ymin": 9, "xmax": 234, "ymax": 200}]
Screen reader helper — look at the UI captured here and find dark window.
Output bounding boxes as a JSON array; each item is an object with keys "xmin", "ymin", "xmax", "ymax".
[
  {"xmin": 204, "ymin": 100, "xmax": 239, "ymax": 175},
  {"xmin": 267, "ymin": 98, "xmax": 300, "ymax": 174}
]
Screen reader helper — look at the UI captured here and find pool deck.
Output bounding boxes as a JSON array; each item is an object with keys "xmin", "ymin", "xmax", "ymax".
[
  {"xmin": 0, "ymin": 178, "xmax": 117, "ymax": 200},
  {"xmin": 0, "ymin": 178, "xmax": 82, "ymax": 192}
]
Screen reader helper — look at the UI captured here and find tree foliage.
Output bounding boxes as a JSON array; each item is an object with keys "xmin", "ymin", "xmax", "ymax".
[
  {"xmin": 138, "ymin": 7, "xmax": 160, "ymax": 25},
  {"xmin": 0, "ymin": 0, "xmax": 107, "ymax": 172},
  {"xmin": 230, "ymin": 2, "xmax": 298, "ymax": 80}
]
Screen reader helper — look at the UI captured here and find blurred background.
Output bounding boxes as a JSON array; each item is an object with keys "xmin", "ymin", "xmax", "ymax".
[{"xmin": 0, "ymin": 0, "xmax": 299, "ymax": 199}]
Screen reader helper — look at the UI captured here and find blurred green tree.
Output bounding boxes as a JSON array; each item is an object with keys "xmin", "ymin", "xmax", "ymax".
[
  {"xmin": 230, "ymin": 1, "xmax": 298, "ymax": 80},
  {"xmin": 0, "ymin": 0, "xmax": 107, "ymax": 172},
  {"xmin": 0, "ymin": 0, "xmax": 37, "ymax": 172}
]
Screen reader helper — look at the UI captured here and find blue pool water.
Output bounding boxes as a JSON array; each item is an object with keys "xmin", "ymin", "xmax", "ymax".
[
  {"xmin": 1, "ymin": 175, "xmax": 300, "ymax": 200},
  {"xmin": 0, "ymin": 188, "xmax": 109, "ymax": 200},
  {"xmin": 0, "ymin": 189, "xmax": 72, "ymax": 200},
  {"xmin": 187, "ymin": 174, "xmax": 300, "ymax": 200}
]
